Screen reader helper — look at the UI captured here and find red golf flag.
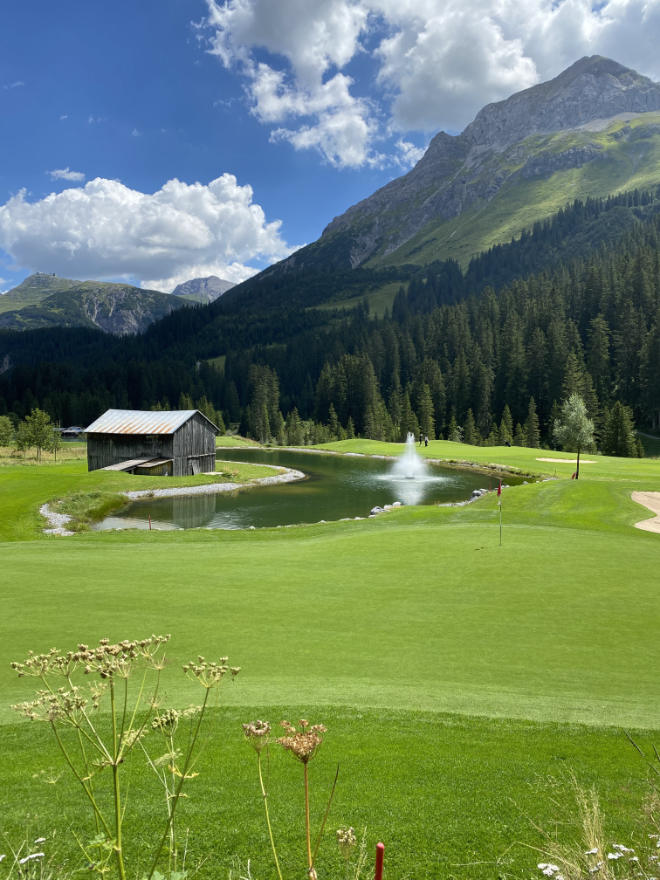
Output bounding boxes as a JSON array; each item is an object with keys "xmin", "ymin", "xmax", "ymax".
[{"xmin": 497, "ymin": 480, "xmax": 502, "ymax": 497}]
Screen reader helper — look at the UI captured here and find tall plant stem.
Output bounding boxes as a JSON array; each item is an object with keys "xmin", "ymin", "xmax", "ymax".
[
  {"xmin": 311, "ymin": 764, "xmax": 339, "ymax": 867},
  {"xmin": 304, "ymin": 763, "xmax": 312, "ymax": 874},
  {"xmin": 257, "ymin": 752, "xmax": 283, "ymax": 880},
  {"xmin": 110, "ymin": 680, "xmax": 127, "ymax": 880},
  {"xmin": 146, "ymin": 687, "xmax": 210, "ymax": 880},
  {"xmin": 50, "ymin": 722, "xmax": 112, "ymax": 839}
]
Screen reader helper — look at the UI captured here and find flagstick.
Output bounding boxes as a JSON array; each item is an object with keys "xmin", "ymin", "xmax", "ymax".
[{"xmin": 499, "ymin": 499, "xmax": 502, "ymax": 546}]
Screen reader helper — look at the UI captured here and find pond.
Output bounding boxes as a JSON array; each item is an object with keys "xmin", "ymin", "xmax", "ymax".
[{"xmin": 94, "ymin": 447, "xmax": 508, "ymax": 531}]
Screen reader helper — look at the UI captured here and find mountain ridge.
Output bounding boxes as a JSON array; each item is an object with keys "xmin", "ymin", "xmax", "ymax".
[
  {"xmin": 0, "ymin": 273, "xmax": 186, "ymax": 334},
  {"xmin": 266, "ymin": 56, "xmax": 660, "ymax": 276}
]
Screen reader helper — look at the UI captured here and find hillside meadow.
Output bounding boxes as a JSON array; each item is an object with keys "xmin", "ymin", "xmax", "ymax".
[{"xmin": 1, "ymin": 439, "xmax": 660, "ymax": 879}]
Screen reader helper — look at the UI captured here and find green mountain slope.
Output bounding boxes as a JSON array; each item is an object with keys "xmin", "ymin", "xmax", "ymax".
[
  {"xmin": 376, "ymin": 112, "xmax": 660, "ymax": 268},
  {"xmin": 0, "ymin": 273, "xmax": 79, "ymax": 314},
  {"xmin": 0, "ymin": 275, "xmax": 186, "ymax": 334},
  {"xmin": 269, "ymin": 57, "xmax": 660, "ymax": 278}
]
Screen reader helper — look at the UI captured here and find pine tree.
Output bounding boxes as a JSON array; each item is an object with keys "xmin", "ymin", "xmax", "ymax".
[
  {"xmin": 463, "ymin": 409, "xmax": 478, "ymax": 445},
  {"xmin": 285, "ymin": 407, "xmax": 304, "ymax": 446},
  {"xmin": 416, "ymin": 383, "xmax": 435, "ymax": 440},
  {"xmin": 524, "ymin": 397, "xmax": 541, "ymax": 448},
  {"xmin": 601, "ymin": 401, "xmax": 638, "ymax": 457},
  {"xmin": 499, "ymin": 405, "xmax": 513, "ymax": 446},
  {"xmin": 328, "ymin": 403, "xmax": 340, "ymax": 439}
]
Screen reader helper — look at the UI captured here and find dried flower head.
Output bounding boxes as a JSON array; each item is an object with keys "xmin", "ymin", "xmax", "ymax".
[
  {"xmin": 152, "ymin": 705, "xmax": 200, "ymax": 733},
  {"xmin": 182, "ymin": 655, "xmax": 239, "ymax": 689},
  {"xmin": 277, "ymin": 719, "xmax": 326, "ymax": 764},
  {"xmin": 11, "ymin": 635, "xmax": 170, "ymax": 682},
  {"xmin": 13, "ymin": 686, "xmax": 88, "ymax": 722},
  {"xmin": 336, "ymin": 826, "xmax": 357, "ymax": 860},
  {"xmin": 243, "ymin": 719, "xmax": 271, "ymax": 752}
]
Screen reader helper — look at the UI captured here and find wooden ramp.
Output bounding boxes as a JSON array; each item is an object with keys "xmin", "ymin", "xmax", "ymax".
[{"xmin": 102, "ymin": 457, "xmax": 173, "ymax": 472}]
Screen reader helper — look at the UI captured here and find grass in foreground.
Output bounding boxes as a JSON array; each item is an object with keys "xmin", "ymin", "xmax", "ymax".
[
  {"xmin": 1, "ymin": 703, "xmax": 657, "ymax": 880},
  {"xmin": 2, "ymin": 439, "xmax": 660, "ymax": 877}
]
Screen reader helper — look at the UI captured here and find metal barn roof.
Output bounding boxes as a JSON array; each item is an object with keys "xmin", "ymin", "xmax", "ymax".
[{"xmin": 85, "ymin": 409, "xmax": 214, "ymax": 435}]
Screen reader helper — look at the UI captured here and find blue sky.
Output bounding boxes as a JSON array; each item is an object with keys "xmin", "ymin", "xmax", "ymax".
[{"xmin": 1, "ymin": 0, "xmax": 659, "ymax": 292}]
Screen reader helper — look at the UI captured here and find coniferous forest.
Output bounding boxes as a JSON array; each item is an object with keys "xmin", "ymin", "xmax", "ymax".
[{"xmin": 2, "ymin": 188, "xmax": 660, "ymax": 452}]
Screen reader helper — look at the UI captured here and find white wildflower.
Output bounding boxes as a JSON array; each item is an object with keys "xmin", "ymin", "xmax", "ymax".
[
  {"xmin": 607, "ymin": 852, "xmax": 623, "ymax": 860},
  {"xmin": 19, "ymin": 853, "xmax": 44, "ymax": 864},
  {"xmin": 585, "ymin": 847, "xmax": 598, "ymax": 855},
  {"xmin": 613, "ymin": 844, "xmax": 633, "ymax": 853},
  {"xmin": 34, "ymin": 837, "xmax": 46, "ymax": 844},
  {"xmin": 589, "ymin": 863, "xmax": 602, "ymax": 874},
  {"xmin": 538, "ymin": 864, "xmax": 561, "ymax": 876}
]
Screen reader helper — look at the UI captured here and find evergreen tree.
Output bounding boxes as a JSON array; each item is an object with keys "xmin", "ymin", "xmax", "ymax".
[
  {"xmin": 447, "ymin": 412, "xmax": 463, "ymax": 443},
  {"xmin": 328, "ymin": 403, "xmax": 340, "ymax": 439},
  {"xmin": 285, "ymin": 407, "xmax": 304, "ymax": 446},
  {"xmin": 524, "ymin": 397, "xmax": 541, "ymax": 448},
  {"xmin": 463, "ymin": 409, "xmax": 478, "ymax": 445},
  {"xmin": 499, "ymin": 405, "xmax": 514, "ymax": 446},
  {"xmin": 601, "ymin": 401, "xmax": 638, "ymax": 457},
  {"xmin": 416, "ymin": 383, "xmax": 435, "ymax": 440},
  {"xmin": 513, "ymin": 423, "xmax": 525, "ymax": 446}
]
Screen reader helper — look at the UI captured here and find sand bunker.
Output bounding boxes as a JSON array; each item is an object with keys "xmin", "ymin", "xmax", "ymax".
[
  {"xmin": 536, "ymin": 458, "xmax": 595, "ymax": 464},
  {"xmin": 632, "ymin": 491, "xmax": 660, "ymax": 533}
]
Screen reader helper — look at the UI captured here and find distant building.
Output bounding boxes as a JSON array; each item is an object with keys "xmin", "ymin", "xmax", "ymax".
[
  {"xmin": 84, "ymin": 409, "xmax": 219, "ymax": 476},
  {"xmin": 59, "ymin": 426, "xmax": 85, "ymax": 440}
]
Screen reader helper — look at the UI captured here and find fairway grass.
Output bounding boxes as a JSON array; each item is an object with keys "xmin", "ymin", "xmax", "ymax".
[{"xmin": 2, "ymin": 440, "xmax": 660, "ymax": 877}]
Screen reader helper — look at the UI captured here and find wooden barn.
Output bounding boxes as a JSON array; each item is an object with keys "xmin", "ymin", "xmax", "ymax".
[{"xmin": 84, "ymin": 409, "xmax": 219, "ymax": 476}]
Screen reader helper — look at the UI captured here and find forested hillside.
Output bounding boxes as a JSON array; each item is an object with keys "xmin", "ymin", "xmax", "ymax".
[{"xmin": 2, "ymin": 189, "xmax": 660, "ymax": 447}]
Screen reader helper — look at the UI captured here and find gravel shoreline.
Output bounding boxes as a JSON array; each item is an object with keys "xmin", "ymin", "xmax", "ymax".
[{"xmin": 40, "ymin": 466, "xmax": 306, "ymax": 536}]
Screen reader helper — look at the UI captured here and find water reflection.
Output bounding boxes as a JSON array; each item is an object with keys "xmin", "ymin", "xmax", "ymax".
[{"xmin": 94, "ymin": 447, "xmax": 501, "ymax": 531}]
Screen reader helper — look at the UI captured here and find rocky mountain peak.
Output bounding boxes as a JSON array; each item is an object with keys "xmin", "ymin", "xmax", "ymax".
[
  {"xmin": 315, "ymin": 57, "xmax": 660, "ymax": 270},
  {"xmin": 461, "ymin": 55, "xmax": 660, "ymax": 150},
  {"xmin": 171, "ymin": 276, "xmax": 235, "ymax": 303}
]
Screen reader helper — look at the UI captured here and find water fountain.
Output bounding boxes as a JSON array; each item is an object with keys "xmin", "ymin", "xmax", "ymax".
[
  {"xmin": 383, "ymin": 432, "xmax": 439, "ymax": 506},
  {"xmin": 390, "ymin": 432, "xmax": 428, "ymax": 480}
]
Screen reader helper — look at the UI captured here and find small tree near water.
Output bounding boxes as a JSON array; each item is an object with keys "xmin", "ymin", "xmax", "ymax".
[{"xmin": 553, "ymin": 393, "xmax": 595, "ymax": 480}]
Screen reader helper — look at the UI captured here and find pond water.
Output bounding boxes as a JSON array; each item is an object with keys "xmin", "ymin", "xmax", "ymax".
[{"xmin": 94, "ymin": 447, "xmax": 505, "ymax": 531}]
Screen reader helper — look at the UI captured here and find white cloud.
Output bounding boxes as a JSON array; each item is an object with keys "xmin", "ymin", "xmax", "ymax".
[
  {"xmin": 393, "ymin": 138, "xmax": 426, "ymax": 168},
  {"xmin": 48, "ymin": 167, "xmax": 86, "ymax": 182},
  {"xmin": 3, "ymin": 80, "xmax": 24, "ymax": 90},
  {"xmin": 205, "ymin": 0, "xmax": 660, "ymax": 166},
  {"xmin": 0, "ymin": 175, "xmax": 294, "ymax": 292}
]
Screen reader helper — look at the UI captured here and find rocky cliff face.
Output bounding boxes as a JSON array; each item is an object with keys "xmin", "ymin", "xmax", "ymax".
[
  {"xmin": 171, "ymin": 276, "xmax": 235, "ymax": 303},
  {"xmin": 317, "ymin": 56, "xmax": 660, "ymax": 268},
  {"xmin": 0, "ymin": 275, "xmax": 186, "ymax": 334}
]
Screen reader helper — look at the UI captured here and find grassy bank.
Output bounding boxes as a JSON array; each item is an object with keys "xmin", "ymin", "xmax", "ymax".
[
  {"xmin": 1, "ymin": 439, "xmax": 660, "ymax": 877},
  {"xmin": 0, "ymin": 452, "xmax": 284, "ymax": 539}
]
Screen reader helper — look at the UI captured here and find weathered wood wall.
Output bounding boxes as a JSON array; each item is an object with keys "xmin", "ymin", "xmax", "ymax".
[
  {"xmin": 87, "ymin": 412, "xmax": 217, "ymax": 475},
  {"xmin": 87, "ymin": 434, "xmax": 175, "ymax": 472},
  {"xmin": 172, "ymin": 413, "xmax": 216, "ymax": 476}
]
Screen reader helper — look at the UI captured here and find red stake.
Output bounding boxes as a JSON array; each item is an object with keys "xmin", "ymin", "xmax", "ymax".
[
  {"xmin": 148, "ymin": 514, "xmax": 152, "ymax": 530},
  {"xmin": 374, "ymin": 842, "xmax": 385, "ymax": 880}
]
